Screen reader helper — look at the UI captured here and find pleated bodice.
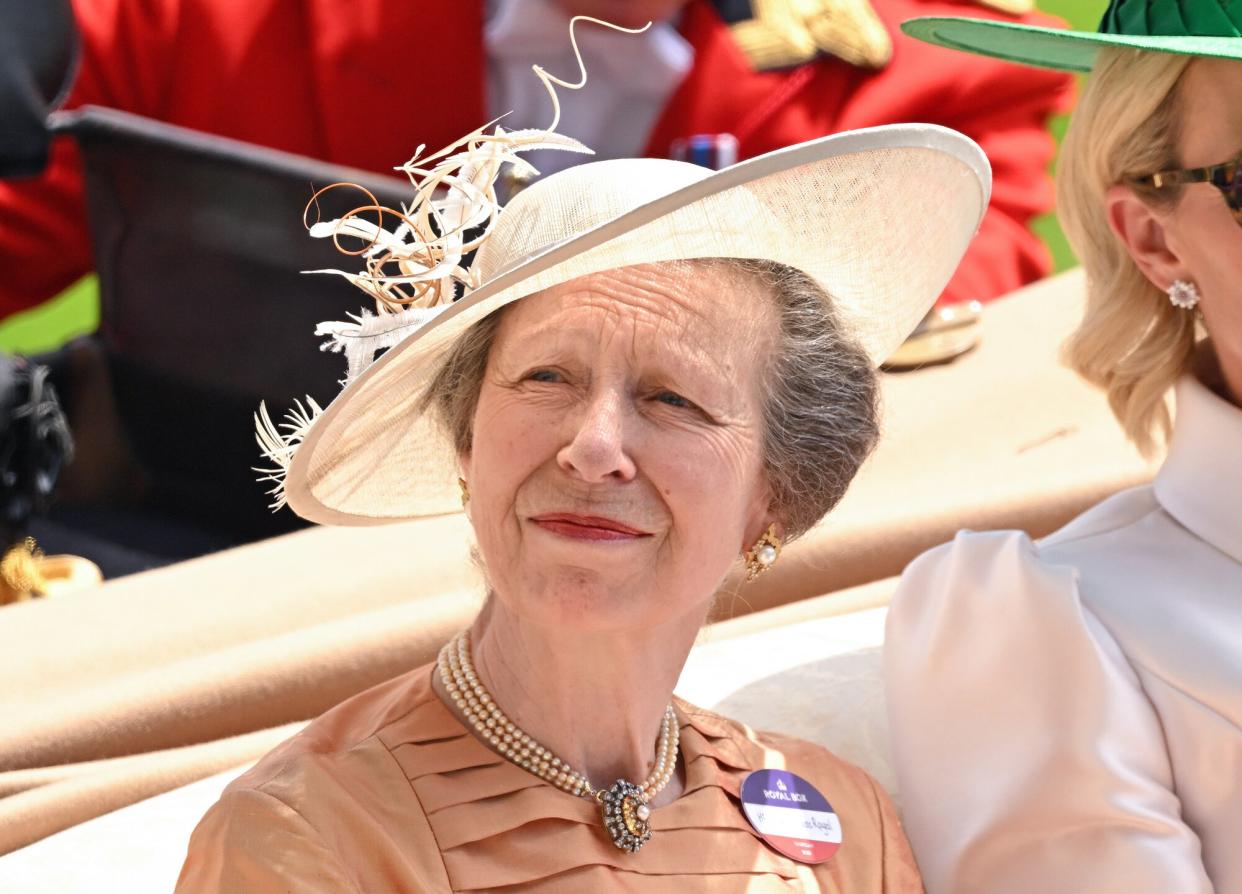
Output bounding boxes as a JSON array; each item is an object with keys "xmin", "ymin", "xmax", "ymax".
[{"xmin": 177, "ymin": 664, "xmax": 921, "ymax": 892}]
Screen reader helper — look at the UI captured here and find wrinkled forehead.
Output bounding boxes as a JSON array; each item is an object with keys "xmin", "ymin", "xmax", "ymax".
[
  {"xmin": 495, "ymin": 261, "xmax": 778, "ymax": 355},
  {"xmin": 1178, "ymin": 57, "xmax": 1242, "ymax": 166}
]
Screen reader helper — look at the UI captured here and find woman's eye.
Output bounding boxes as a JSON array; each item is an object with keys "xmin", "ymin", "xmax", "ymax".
[
  {"xmin": 655, "ymin": 390, "xmax": 695, "ymax": 410},
  {"xmin": 526, "ymin": 369, "xmax": 562, "ymax": 383}
]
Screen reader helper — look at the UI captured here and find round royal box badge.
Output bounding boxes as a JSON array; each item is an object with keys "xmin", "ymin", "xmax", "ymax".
[{"xmin": 740, "ymin": 769, "xmax": 842, "ymax": 864}]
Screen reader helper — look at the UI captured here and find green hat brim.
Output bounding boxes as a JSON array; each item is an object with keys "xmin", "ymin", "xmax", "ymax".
[{"xmin": 903, "ymin": 17, "xmax": 1242, "ymax": 73}]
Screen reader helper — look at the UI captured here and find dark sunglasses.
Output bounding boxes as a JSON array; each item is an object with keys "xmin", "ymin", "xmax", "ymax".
[{"xmin": 1133, "ymin": 153, "xmax": 1242, "ymax": 225}]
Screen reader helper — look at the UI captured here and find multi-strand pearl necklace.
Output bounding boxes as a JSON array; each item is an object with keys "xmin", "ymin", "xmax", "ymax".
[{"xmin": 437, "ymin": 630, "xmax": 679, "ymax": 852}]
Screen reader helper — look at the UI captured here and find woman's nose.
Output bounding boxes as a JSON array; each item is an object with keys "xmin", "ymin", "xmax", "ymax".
[{"xmin": 556, "ymin": 390, "xmax": 637, "ymax": 483}]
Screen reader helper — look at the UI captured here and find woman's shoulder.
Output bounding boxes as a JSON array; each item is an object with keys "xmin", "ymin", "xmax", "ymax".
[
  {"xmin": 218, "ymin": 663, "xmax": 444, "ymax": 810},
  {"xmin": 675, "ymin": 699, "xmax": 922, "ymax": 885},
  {"xmin": 895, "ymin": 482, "xmax": 1166, "ymax": 613},
  {"xmin": 179, "ymin": 664, "xmax": 455, "ymax": 891},
  {"xmin": 675, "ymin": 699, "xmax": 896, "ymax": 826},
  {"xmin": 891, "ymin": 527, "xmax": 1074, "ymax": 631},
  {"xmin": 911, "ymin": 484, "xmax": 1241, "ymax": 699},
  {"xmin": 884, "ymin": 492, "xmax": 1180, "ymax": 730},
  {"xmin": 680, "ymin": 699, "xmax": 872, "ymax": 771},
  {"xmin": 901, "ymin": 527, "xmax": 1052, "ymax": 586}
]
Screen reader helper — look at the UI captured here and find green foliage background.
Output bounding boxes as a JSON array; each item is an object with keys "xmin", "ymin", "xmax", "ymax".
[
  {"xmin": 0, "ymin": 0, "xmax": 1111, "ymax": 355},
  {"xmin": 1029, "ymin": 0, "xmax": 1109, "ymax": 273}
]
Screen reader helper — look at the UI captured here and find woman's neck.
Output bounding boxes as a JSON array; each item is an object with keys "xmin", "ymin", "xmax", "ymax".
[
  {"xmin": 1220, "ymin": 356, "xmax": 1242, "ymax": 411},
  {"xmin": 456, "ymin": 594, "xmax": 706, "ymax": 805},
  {"xmin": 1193, "ymin": 339, "xmax": 1242, "ymax": 409}
]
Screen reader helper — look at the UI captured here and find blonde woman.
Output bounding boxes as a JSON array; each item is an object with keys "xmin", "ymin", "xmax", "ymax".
[{"xmin": 884, "ymin": 4, "xmax": 1242, "ymax": 893}]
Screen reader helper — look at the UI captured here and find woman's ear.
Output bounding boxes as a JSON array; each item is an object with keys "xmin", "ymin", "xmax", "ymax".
[
  {"xmin": 740, "ymin": 479, "xmax": 779, "ymax": 552},
  {"xmin": 742, "ymin": 513, "xmax": 783, "ymax": 555},
  {"xmin": 1105, "ymin": 183, "xmax": 1189, "ymax": 292}
]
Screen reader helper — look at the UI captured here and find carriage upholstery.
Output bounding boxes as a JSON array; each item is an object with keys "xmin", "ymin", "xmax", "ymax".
[{"xmin": 0, "ymin": 268, "xmax": 1160, "ymax": 886}]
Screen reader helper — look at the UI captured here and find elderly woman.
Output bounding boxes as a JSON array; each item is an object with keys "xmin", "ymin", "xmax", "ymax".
[
  {"xmin": 887, "ymin": 5, "xmax": 1242, "ymax": 893},
  {"xmin": 173, "ymin": 105, "xmax": 987, "ymax": 889}
]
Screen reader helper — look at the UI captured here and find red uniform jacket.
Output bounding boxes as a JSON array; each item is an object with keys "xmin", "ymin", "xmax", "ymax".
[{"xmin": 0, "ymin": 0, "xmax": 1071, "ymax": 318}]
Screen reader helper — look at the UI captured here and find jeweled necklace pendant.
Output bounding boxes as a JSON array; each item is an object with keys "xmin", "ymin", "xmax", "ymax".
[
  {"xmin": 599, "ymin": 779, "xmax": 653, "ymax": 852},
  {"xmin": 439, "ymin": 632, "xmax": 678, "ymax": 855}
]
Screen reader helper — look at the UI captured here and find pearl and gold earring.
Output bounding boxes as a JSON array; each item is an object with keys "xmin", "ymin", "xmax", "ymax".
[
  {"xmin": 1168, "ymin": 279, "xmax": 1200, "ymax": 310},
  {"xmin": 743, "ymin": 524, "xmax": 782, "ymax": 581},
  {"xmin": 457, "ymin": 477, "xmax": 470, "ymax": 508}
]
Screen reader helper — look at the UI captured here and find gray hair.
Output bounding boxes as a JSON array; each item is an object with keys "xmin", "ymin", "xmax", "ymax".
[{"xmin": 427, "ymin": 259, "xmax": 879, "ymax": 541}]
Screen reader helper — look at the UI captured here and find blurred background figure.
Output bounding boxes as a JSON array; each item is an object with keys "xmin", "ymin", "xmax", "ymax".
[
  {"xmin": 3, "ymin": 0, "xmax": 1071, "ymax": 314},
  {"xmin": 0, "ymin": 0, "xmax": 1072, "ymax": 577},
  {"xmin": 0, "ymin": 0, "xmax": 75, "ymax": 179},
  {"xmin": 0, "ymin": 0, "xmax": 101, "ymax": 594}
]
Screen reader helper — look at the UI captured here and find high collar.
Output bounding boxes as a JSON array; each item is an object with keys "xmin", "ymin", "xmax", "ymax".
[{"xmin": 1154, "ymin": 364, "xmax": 1242, "ymax": 566}]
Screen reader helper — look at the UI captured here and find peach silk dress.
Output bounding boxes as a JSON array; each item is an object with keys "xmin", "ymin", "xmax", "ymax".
[{"xmin": 176, "ymin": 663, "xmax": 922, "ymax": 892}]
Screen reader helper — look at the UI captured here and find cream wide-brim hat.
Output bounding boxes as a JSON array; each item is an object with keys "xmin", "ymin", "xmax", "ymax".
[{"xmin": 285, "ymin": 123, "xmax": 991, "ymax": 525}]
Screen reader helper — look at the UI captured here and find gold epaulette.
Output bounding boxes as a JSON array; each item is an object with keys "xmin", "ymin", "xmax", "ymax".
[{"xmin": 725, "ymin": 0, "xmax": 894, "ymax": 71}]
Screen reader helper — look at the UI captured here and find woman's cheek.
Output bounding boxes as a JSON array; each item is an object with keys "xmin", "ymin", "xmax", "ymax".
[
  {"xmin": 651, "ymin": 443, "xmax": 747, "ymax": 518},
  {"xmin": 477, "ymin": 394, "xmax": 561, "ymax": 456}
]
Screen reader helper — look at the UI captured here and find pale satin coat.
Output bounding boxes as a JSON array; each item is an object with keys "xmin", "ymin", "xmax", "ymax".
[{"xmin": 885, "ymin": 373, "xmax": 1242, "ymax": 894}]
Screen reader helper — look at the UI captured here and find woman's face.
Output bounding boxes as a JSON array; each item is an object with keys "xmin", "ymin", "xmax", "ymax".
[
  {"xmin": 461, "ymin": 262, "xmax": 777, "ymax": 634},
  {"xmin": 1157, "ymin": 58, "xmax": 1242, "ymax": 388}
]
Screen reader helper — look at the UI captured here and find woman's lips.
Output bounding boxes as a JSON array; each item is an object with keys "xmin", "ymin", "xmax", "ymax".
[{"xmin": 528, "ymin": 513, "xmax": 651, "ymax": 542}]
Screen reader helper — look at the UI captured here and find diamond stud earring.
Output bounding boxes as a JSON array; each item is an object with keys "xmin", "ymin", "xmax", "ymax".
[{"xmin": 1168, "ymin": 279, "xmax": 1200, "ymax": 310}]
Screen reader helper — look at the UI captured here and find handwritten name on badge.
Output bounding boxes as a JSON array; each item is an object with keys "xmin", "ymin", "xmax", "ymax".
[{"xmin": 741, "ymin": 769, "xmax": 842, "ymax": 864}]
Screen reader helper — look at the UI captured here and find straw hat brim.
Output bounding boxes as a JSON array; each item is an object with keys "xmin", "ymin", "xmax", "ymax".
[
  {"xmin": 285, "ymin": 123, "xmax": 990, "ymax": 525},
  {"xmin": 903, "ymin": 17, "xmax": 1242, "ymax": 73}
]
